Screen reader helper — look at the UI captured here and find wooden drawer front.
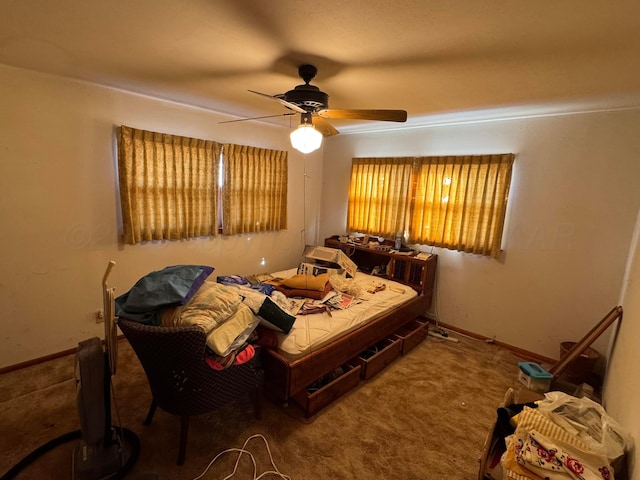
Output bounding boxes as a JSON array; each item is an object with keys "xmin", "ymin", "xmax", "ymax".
[
  {"xmin": 355, "ymin": 338, "xmax": 402, "ymax": 380},
  {"xmin": 292, "ymin": 364, "xmax": 362, "ymax": 417},
  {"xmin": 393, "ymin": 318, "xmax": 428, "ymax": 354}
]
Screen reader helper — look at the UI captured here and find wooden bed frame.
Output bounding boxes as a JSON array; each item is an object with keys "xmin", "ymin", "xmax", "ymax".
[{"xmin": 262, "ymin": 243, "xmax": 438, "ymax": 404}]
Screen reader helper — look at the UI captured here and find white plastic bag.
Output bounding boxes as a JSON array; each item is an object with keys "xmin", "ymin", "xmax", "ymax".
[
  {"xmin": 537, "ymin": 391, "xmax": 633, "ymax": 461},
  {"xmin": 328, "ymin": 273, "xmax": 364, "ymax": 297}
]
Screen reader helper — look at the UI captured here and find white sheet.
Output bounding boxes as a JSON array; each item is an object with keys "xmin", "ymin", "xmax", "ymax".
[{"xmin": 270, "ymin": 269, "xmax": 418, "ymax": 358}]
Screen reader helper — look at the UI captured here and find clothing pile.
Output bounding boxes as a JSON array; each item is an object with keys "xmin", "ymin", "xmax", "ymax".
[{"xmin": 494, "ymin": 391, "xmax": 631, "ymax": 480}]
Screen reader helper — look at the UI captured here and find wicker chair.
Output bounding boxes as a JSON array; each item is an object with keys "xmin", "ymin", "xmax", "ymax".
[{"xmin": 117, "ymin": 318, "xmax": 264, "ymax": 465}]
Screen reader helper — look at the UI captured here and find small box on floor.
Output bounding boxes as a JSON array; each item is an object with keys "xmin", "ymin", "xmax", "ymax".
[{"xmin": 517, "ymin": 361, "xmax": 553, "ymax": 393}]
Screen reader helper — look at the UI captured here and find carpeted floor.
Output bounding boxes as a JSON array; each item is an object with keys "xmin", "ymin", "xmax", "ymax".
[{"xmin": 0, "ymin": 329, "xmax": 534, "ymax": 480}]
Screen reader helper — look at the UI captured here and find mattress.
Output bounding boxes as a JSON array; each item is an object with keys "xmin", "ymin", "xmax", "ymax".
[{"xmin": 270, "ymin": 269, "xmax": 418, "ymax": 358}]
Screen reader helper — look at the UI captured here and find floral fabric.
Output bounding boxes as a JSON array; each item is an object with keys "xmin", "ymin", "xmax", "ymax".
[{"xmin": 515, "ymin": 430, "xmax": 612, "ymax": 480}]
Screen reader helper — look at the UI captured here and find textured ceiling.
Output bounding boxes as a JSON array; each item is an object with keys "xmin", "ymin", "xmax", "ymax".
[{"xmin": 2, "ymin": 0, "xmax": 640, "ymax": 131}]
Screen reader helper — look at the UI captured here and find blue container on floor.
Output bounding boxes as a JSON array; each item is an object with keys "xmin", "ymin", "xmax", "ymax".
[{"xmin": 517, "ymin": 361, "xmax": 552, "ymax": 392}]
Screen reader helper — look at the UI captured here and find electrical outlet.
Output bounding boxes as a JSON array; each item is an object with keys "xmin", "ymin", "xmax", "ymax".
[{"xmin": 95, "ymin": 309, "xmax": 104, "ymax": 323}]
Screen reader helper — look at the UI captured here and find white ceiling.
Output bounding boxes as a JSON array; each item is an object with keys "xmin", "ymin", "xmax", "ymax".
[{"xmin": 2, "ymin": 0, "xmax": 640, "ymax": 132}]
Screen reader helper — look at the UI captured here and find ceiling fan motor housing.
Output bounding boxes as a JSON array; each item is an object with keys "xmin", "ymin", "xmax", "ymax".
[{"xmin": 284, "ymin": 84, "xmax": 329, "ymax": 112}]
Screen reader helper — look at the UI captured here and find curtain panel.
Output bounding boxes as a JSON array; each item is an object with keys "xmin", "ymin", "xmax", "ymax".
[
  {"xmin": 407, "ymin": 154, "xmax": 514, "ymax": 257},
  {"xmin": 347, "ymin": 157, "xmax": 413, "ymax": 238},
  {"xmin": 347, "ymin": 154, "xmax": 514, "ymax": 258},
  {"xmin": 117, "ymin": 126, "xmax": 221, "ymax": 244},
  {"xmin": 222, "ymin": 144, "xmax": 288, "ymax": 236}
]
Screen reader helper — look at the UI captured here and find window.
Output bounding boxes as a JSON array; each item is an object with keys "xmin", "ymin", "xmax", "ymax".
[
  {"xmin": 347, "ymin": 154, "xmax": 514, "ymax": 257},
  {"xmin": 117, "ymin": 126, "xmax": 288, "ymax": 244},
  {"xmin": 222, "ymin": 144, "xmax": 288, "ymax": 235},
  {"xmin": 347, "ymin": 157, "xmax": 413, "ymax": 238}
]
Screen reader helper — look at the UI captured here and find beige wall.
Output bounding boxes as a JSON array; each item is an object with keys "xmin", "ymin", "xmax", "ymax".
[
  {"xmin": 0, "ymin": 64, "xmax": 323, "ymax": 368},
  {"xmin": 604, "ymin": 210, "xmax": 640, "ymax": 479},
  {"xmin": 320, "ymin": 110, "xmax": 640, "ymax": 361}
]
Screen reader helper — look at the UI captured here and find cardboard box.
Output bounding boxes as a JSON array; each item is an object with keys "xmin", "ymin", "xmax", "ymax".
[
  {"xmin": 517, "ymin": 361, "xmax": 552, "ymax": 393},
  {"xmin": 297, "ymin": 262, "xmax": 343, "ymax": 277},
  {"xmin": 303, "ymin": 245, "xmax": 358, "ymax": 278}
]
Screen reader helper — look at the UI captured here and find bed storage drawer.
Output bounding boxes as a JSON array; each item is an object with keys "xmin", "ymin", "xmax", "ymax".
[
  {"xmin": 354, "ymin": 337, "xmax": 402, "ymax": 380},
  {"xmin": 393, "ymin": 318, "xmax": 429, "ymax": 354},
  {"xmin": 292, "ymin": 363, "xmax": 362, "ymax": 417}
]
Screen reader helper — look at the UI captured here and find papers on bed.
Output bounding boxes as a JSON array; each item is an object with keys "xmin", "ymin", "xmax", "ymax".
[
  {"xmin": 288, "ymin": 291, "xmax": 359, "ymax": 316},
  {"xmin": 325, "ymin": 292, "xmax": 357, "ymax": 310}
]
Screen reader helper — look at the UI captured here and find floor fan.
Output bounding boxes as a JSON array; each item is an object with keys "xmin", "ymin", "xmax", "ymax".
[{"xmin": 72, "ymin": 261, "xmax": 139, "ymax": 480}]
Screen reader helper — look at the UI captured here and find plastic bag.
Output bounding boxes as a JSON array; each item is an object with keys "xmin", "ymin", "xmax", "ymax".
[
  {"xmin": 537, "ymin": 391, "xmax": 633, "ymax": 461},
  {"xmin": 328, "ymin": 273, "xmax": 364, "ymax": 298}
]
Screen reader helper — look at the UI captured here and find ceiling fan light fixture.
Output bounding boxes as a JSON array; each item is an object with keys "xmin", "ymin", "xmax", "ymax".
[{"xmin": 290, "ymin": 123, "xmax": 323, "ymax": 154}]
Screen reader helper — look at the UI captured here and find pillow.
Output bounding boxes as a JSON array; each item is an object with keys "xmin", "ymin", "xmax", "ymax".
[
  {"xmin": 257, "ymin": 297, "xmax": 296, "ymax": 333},
  {"xmin": 206, "ymin": 303, "xmax": 259, "ymax": 356},
  {"xmin": 177, "ymin": 282, "xmax": 242, "ymax": 332},
  {"xmin": 280, "ymin": 273, "xmax": 329, "ymax": 291},
  {"xmin": 115, "ymin": 264, "xmax": 214, "ymax": 325}
]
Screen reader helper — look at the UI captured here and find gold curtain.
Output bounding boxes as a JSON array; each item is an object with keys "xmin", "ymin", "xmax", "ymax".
[
  {"xmin": 117, "ymin": 126, "xmax": 221, "ymax": 244},
  {"xmin": 407, "ymin": 154, "xmax": 514, "ymax": 257},
  {"xmin": 222, "ymin": 144, "xmax": 288, "ymax": 236},
  {"xmin": 347, "ymin": 157, "xmax": 414, "ymax": 238}
]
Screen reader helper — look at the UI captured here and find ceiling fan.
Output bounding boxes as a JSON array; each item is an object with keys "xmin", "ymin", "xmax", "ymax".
[{"xmin": 224, "ymin": 64, "xmax": 408, "ymax": 153}]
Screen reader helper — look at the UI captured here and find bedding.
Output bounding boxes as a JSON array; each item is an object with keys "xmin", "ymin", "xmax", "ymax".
[
  {"xmin": 115, "ymin": 264, "xmax": 214, "ymax": 325},
  {"xmin": 149, "ymin": 281, "xmax": 255, "ymax": 356},
  {"xmin": 176, "ymin": 282, "xmax": 242, "ymax": 330},
  {"xmin": 204, "ymin": 303, "xmax": 259, "ymax": 356},
  {"xmin": 268, "ymin": 268, "xmax": 417, "ymax": 358}
]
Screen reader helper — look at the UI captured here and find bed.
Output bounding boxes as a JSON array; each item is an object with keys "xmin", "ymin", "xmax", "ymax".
[{"xmin": 261, "ymin": 244, "xmax": 438, "ymax": 409}]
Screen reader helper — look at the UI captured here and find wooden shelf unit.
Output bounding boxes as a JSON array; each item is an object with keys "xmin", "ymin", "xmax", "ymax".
[{"xmin": 324, "ymin": 236, "xmax": 437, "ymax": 295}]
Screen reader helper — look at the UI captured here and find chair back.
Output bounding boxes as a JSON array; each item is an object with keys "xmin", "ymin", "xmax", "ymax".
[{"xmin": 118, "ymin": 318, "xmax": 262, "ymax": 417}]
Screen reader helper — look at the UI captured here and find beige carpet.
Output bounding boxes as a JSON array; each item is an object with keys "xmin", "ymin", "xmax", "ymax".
[{"xmin": 0, "ymin": 330, "xmax": 531, "ymax": 480}]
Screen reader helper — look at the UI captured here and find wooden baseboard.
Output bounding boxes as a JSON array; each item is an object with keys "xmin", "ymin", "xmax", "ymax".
[
  {"xmin": 438, "ymin": 322, "xmax": 557, "ymax": 366},
  {"xmin": 0, "ymin": 335, "xmax": 126, "ymax": 375},
  {"xmin": 1, "ymin": 325, "xmax": 556, "ymax": 375}
]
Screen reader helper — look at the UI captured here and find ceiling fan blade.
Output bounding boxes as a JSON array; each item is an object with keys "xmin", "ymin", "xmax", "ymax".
[
  {"xmin": 317, "ymin": 109, "xmax": 407, "ymax": 122},
  {"xmin": 219, "ymin": 112, "xmax": 296, "ymax": 124},
  {"xmin": 312, "ymin": 116, "xmax": 339, "ymax": 137},
  {"xmin": 248, "ymin": 89, "xmax": 306, "ymax": 113}
]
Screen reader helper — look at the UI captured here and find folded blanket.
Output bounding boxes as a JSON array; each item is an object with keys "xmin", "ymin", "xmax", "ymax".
[
  {"xmin": 205, "ymin": 303, "xmax": 259, "ymax": 356},
  {"xmin": 274, "ymin": 280, "xmax": 333, "ymax": 300},
  {"xmin": 177, "ymin": 282, "xmax": 242, "ymax": 333},
  {"xmin": 280, "ymin": 273, "xmax": 329, "ymax": 291}
]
